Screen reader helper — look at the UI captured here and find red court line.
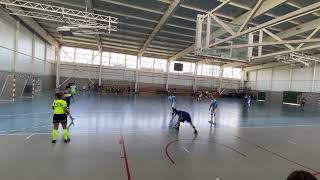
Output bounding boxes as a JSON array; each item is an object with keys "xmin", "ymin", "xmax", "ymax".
[
  {"xmin": 165, "ymin": 140, "xmax": 179, "ymax": 165},
  {"xmin": 233, "ymin": 135, "xmax": 320, "ymax": 176},
  {"xmin": 165, "ymin": 139, "xmax": 247, "ymax": 165},
  {"xmin": 119, "ymin": 134, "xmax": 132, "ymax": 180},
  {"xmin": 313, "ymin": 172, "xmax": 320, "ymax": 176}
]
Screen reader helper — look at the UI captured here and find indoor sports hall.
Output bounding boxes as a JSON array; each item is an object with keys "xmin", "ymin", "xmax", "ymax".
[{"xmin": 1, "ymin": 0, "xmax": 320, "ymax": 180}]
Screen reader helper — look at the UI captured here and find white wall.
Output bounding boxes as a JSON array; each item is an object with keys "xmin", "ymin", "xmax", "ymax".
[
  {"xmin": 60, "ymin": 62, "xmax": 240, "ymax": 89},
  {"xmin": 246, "ymin": 63, "xmax": 320, "ymax": 93},
  {"xmin": 0, "ymin": 10, "xmax": 55, "ymax": 76}
]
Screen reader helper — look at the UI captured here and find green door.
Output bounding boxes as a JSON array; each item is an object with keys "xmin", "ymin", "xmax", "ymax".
[
  {"xmin": 257, "ymin": 92, "xmax": 266, "ymax": 101},
  {"xmin": 283, "ymin": 91, "xmax": 301, "ymax": 104}
]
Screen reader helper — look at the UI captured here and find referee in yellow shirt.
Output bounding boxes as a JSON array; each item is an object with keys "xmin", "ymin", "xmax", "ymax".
[{"xmin": 52, "ymin": 92, "xmax": 71, "ymax": 143}]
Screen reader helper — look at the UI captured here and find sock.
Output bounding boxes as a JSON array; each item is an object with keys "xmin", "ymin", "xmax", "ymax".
[
  {"xmin": 63, "ymin": 129, "xmax": 69, "ymax": 140},
  {"xmin": 52, "ymin": 129, "xmax": 58, "ymax": 140}
]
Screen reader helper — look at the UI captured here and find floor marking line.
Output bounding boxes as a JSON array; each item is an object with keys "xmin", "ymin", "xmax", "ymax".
[
  {"xmin": 287, "ymin": 140, "xmax": 297, "ymax": 145},
  {"xmin": 0, "ymin": 111, "xmax": 52, "ymax": 117},
  {"xmin": 165, "ymin": 140, "xmax": 178, "ymax": 165},
  {"xmin": 182, "ymin": 146, "xmax": 190, "ymax": 153},
  {"xmin": 313, "ymin": 172, "xmax": 320, "ymax": 176},
  {"xmin": 25, "ymin": 134, "xmax": 34, "ymax": 140},
  {"xmin": 165, "ymin": 139, "xmax": 247, "ymax": 165},
  {"xmin": 234, "ymin": 135, "xmax": 320, "ymax": 175},
  {"xmin": 119, "ymin": 134, "xmax": 132, "ymax": 180},
  {"xmin": 0, "ymin": 129, "xmax": 169, "ymax": 136},
  {"xmin": 237, "ymin": 124, "xmax": 320, "ymax": 129}
]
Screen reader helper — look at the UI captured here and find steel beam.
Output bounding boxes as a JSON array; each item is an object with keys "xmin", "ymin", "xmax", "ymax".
[
  {"xmin": 297, "ymin": 26, "xmax": 320, "ymax": 49},
  {"xmin": 170, "ymin": 0, "xmax": 290, "ymax": 61},
  {"xmin": 138, "ymin": 0, "xmax": 183, "ymax": 57},
  {"xmin": 238, "ymin": 0, "xmax": 263, "ymax": 33},
  {"xmin": 210, "ymin": 14, "xmax": 235, "ymax": 35},
  {"xmin": 222, "ymin": 62, "xmax": 246, "ymax": 68},
  {"xmin": 252, "ymin": 44, "xmax": 320, "ymax": 61},
  {"xmin": 244, "ymin": 62, "xmax": 287, "ymax": 72},
  {"xmin": 209, "ymin": 3, "xmax": 320, "ymax": 49},
  {"xmin": 213, "ymin": 38, "xmax": 320, "ymax": 49},
  {"xmin": 262, "ymin": 29, "xmax": 294, "ymax": 50}
]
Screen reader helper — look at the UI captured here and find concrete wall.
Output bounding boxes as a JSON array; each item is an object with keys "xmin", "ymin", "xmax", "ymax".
[
  {"xmin": 246, "ymin": 64, "xmax": 320, "ymax": 93},
  {"xmin": 0, "ymin": 10, "xmax": 56, "ymax": 100},
  {"xmin": 246, "ymin": 63, "xmax": 320, "ymax": 105},
  {"xmin": 59, "ymin": 62, "xmax": 240, "ymax": 92}
]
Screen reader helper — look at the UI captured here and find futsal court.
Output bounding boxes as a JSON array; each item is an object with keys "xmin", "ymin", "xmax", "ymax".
[
  {"xmin": 1, "ymin": 0, "xmax": 320, "ymax": 180},
  {"xmin": 0, "ymin": 93, "xmax": 320, "ymax": 180}
]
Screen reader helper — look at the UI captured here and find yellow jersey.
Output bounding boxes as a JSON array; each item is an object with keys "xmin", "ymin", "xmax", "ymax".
[{"xmin": 52, "ymin": 99, "xmax": 67, "ymax": 114}]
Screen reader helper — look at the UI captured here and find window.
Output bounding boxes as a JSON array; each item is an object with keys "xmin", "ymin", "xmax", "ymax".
[
  {"xmin": 126, "ymin": 55, "xmax": 137, "ymax": 69},
  {"xmin": 212, "ymin": 66, "xmax": 220, "ymax": 76},
  {"xmin": 92, "ymin": 50, "xmax": 101, "ymax": 65},
  {"xmin": 197, "ymin": 64, "xmax": 220, "ymax": 76},
  {"xmin": 223, "ymin": 67, "xmax": 242, "ymax": 79},
  {"xmin": 154, "ymin": 58, "xmax": 167, "ymax": 72},
  {"xmin": 110, "ymin": 53, "xmax": 125, "ymax": 67},
  {"xmin": 102, "ymin": 52, "xmax": 110, "ymax": 66},
  {"xmin": 223, "ymin": 67, "xmax": 233, "ymax": 78},
  {"xmin": 170, "ymin": 61, "xmax": 195, "ymax": 74},
  {"xmin": 140, "ymin": 57, "xmax": 154, "ymax": 69},
  {"xmin": 60, "ymin": 46, "xmax": 75, "ymax": 62},
  {"xmin": 75, "ymin": 48, "xmax": 93, "ymax": 64},
  {"xmin": 232, "ymin": 68, "xmax": 242, "ymax": 79}
]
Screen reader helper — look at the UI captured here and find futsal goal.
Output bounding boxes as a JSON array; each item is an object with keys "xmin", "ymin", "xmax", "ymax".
[{"xmin": 0, "ymin": 73, "xmax": 40, "ymax": 101}]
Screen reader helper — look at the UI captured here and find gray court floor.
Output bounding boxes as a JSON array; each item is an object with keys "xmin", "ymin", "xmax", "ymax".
[{"xmin": 0, "ymin": 92, "xmax": 320, "ymax": 180}]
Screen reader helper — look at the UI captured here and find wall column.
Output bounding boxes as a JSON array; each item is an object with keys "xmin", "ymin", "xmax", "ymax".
[
  {"xmin": 218, "ymin": 67, "xmax": 223, "ymax": 92},
  {"xmin": 135, "ymin": 56, "xmax": 141, "ymax": 92},
  {"xmin": 165, "ymin": 60, "xmax": 170, "ymax": 91},
  {"xmin": 240, "ymin": 68, "xmax": 245, "ymax": 89},
  {"xmin": 12, "ymin": 21, "xmax": 20, "ymax": 101},
  {"xmin": 255, "ymin": 70, "xmax": 258, "ymax": 90},
  {"xmin": 44, "ymin": 43, "xmax": 47, "ymax": 74},
  {"xmin": 312, "ymin": 61, "xmax": 317, "ymax": 92},
  {"xmin": 288, "ymin": 64, "xmax": 293, "ymax": 91},
  {"xmin": 55, "ymin": 46, "xmax": 61, "ymax": 88},
  {"xmin": 98, "ymin": 49, "xmax": 103, "ymax": 86},
  {"xmin": 270, "ymin": 68, "xmax": 274, "ymax": 91},
  {"xmin": 193, "ymin": 63, "xmax": 198, "ymax": 91},
  {"xmin": 31, "ymin": 34, "xmax": 36, "ymax": 96}
]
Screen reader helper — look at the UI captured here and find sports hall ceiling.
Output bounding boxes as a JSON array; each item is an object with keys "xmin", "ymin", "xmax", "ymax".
[{"xmin": 9, "ymin": 0, "xmax": 320, "ymax": 66}]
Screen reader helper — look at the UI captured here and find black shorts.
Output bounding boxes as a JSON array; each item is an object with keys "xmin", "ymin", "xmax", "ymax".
[
  {"xmin": 180, "ymin": 117, "xmax": 192, "ymax": 123},
  {"xmin": 53, "ymin": 114, "xmax": 67, "ymax": 124}
]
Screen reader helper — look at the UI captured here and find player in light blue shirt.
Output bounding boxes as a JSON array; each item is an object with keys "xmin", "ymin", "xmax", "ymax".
[
  {"xmin": 168, "ymin": 94, "xmax": 177, "ymax": 115},
  {"xmin": 209, "ymin": 98, "xmax": 218, "ymax": 123}
]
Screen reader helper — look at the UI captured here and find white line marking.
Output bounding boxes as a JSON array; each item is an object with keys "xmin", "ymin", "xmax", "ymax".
[
  {"xmin": 182, "ymin": 146, "xmax": 190, "ymax": 153},
  {"xmin": 216, "ymin": 178, "xmax": 220, "ymax": 180},
  {"xmin": 0, "ymin": 111, "xmax": 51, "ymax": 117},
  {"xmin": 25, "ymin": 134, "xmax": 34, "ymax": 140},
  {"xmin": 237, "ymin": 124, "xmax": 320, "ymax": 129},
  {"xmin": 0, "ymin": 129, "xmax": 169, "ymax": 136},
  {"xmin": 288, "ymin": 140, "xmax": 297, "ymax": 145}
]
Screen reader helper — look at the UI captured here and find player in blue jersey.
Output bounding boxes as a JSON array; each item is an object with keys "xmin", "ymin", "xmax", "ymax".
[
  {"xmin": 64, "ymin": 86, "xmax": 74, "ymax": 121},
  {"xmin": 172, "ymin": 108, "xmax": 198, "ymax": 134}
]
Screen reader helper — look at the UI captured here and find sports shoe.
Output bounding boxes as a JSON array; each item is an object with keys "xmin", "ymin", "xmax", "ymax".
[
  {"xmin": 52, "ymin": 140, "xmax": 56, "ymax": 144},
  {"xmin": 194, "ymin": 129, "xmax": 198, "ymax": 134},
  {"xmin": 64, "ymin": 138, "xmax": 71, "ymax": 143}
]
